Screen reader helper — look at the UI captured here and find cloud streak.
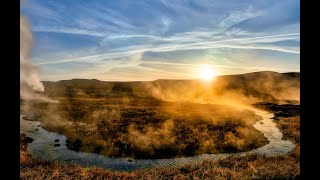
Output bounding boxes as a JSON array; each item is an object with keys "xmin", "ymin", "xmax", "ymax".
[
  {"xmin": 21, "ymin": 0, "xmax": 300, "ymax": 81},
  {"xmin": 38, "ymin": 32, "xmax": 299, "ymax": 65}
]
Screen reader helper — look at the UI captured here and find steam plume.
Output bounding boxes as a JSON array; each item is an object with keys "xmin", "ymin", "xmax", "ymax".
[{"xmin": 20, "ymin": 15, "xmax": 57, "ymax": 103}]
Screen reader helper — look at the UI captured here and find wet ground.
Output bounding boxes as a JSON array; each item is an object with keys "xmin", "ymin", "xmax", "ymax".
[{"xmin": 20, "ymin": 107, "xmax": 295, "ymax": 171}]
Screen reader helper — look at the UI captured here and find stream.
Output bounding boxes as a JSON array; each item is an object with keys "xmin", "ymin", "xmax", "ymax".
[{"xmin": 20, "ymin": 109, "xmax": 295, "ymax": 171}]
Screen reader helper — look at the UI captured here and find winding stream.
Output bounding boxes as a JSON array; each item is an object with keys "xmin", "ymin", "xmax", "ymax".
[{"xmin": 20, "ymin": 109, "xmax": 295, "ymax": 171}]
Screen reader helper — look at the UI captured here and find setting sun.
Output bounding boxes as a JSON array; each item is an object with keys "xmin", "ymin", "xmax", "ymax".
[
  {"xmin": 199, "ymin": 67, "xmax": 217, "ymax": 81},
  {"xmin": 20, "ymin": 1, "xmax": 300, "ymax": 178}
]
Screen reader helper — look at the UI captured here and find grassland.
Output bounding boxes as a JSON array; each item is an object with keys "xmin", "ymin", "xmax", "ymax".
[
  {"xmin": 20, "ymin": 114, "xmax": 300, "ymax": 179},
  {"xmin": 20, "ymin": 73, "xmax": 300, "ymax": 178},
  {"xmin": 21, "ymin": 97, "xmax": 268, "ymax": 159}
]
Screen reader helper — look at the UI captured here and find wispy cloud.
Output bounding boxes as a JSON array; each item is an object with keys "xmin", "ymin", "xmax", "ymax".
[
  {"xmin": 140, "ymin": 61, "xmax": 291, "ymax": 71},
  {"xmin": 21, "ymin": 0, "xmax": 300, "ymax": 81},
  {"xmin": 38, "ymin": 33, "xmax": 299, "ymax": 65},
  {"xmin": 32, "ymin": 27, "xmax": 106, "ymax": 37}
]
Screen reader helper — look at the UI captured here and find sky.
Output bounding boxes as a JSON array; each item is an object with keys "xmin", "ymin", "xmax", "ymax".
[{"xmin": 20, "ymin": 0, "xmax": 300, "ymax": 81}]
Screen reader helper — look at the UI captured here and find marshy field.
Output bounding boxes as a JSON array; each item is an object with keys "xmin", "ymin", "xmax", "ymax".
[
  {"xmin": 20, "ymin": 72, "xmax": 300, "ymax": 179},
  {"xmin": 21, "ymin": 97, "xmax": 268, "ymax": 159},
  {"xmin": 20, "ymin": 0, "xmax": 301, "ymax": 178}
]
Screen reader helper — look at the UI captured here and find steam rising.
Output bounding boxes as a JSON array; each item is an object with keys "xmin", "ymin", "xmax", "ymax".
[
  {"xmin": 143, "ymin": 72, "xmax": 300, "ymax": 106},
  {"xmin": 20, "ymin": 16, "xmax": 44, "ymax": 92},
  {"xmin": 19, "ymin": 16, "xmax": 299, "ymax": 158},
  {"xmin": 20, "ymin": 16, "xmax": 57, "ymax": 103},
  {"xmin": 21, "ymin": 72, "xmax": 298, "ymax": 158}
]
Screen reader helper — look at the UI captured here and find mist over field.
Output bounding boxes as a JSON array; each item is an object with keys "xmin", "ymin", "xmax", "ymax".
[
  {"xmin": 20, "ymin": 71, "xmax": 299, "ymax": 159},
  {"xmin": 20, "ymin": 0, "xmax": 300, "ymax": 178},
  {"xmin": 41, "ymin": 71, "xmax": 300, "ymax": 104}
]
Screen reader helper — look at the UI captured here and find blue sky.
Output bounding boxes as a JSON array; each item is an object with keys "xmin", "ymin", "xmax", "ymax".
[{"xmin": 20, "ymin": 0, "xmax": 300, "ymax": 81}]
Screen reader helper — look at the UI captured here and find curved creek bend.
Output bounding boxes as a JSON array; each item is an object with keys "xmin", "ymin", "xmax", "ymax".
[{"xmin": 20, "ymin": 109, "xmax": 295, "ymax": 171}]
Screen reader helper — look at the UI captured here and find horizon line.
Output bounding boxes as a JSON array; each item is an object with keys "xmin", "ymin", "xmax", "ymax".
[{"xmin": 41, "ymin": 70, "xmax": 300, "ymax": 82}]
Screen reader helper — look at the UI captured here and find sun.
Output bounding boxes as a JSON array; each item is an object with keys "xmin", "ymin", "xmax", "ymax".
[{"xmin": 199, "ymin": 67, "xmax": 217, "ymax": 81}]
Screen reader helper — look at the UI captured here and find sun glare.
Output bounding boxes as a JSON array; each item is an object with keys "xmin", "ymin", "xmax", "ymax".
[{"xmin": 199, "ymin": 67, "xmax": 217, "ymax": 81}]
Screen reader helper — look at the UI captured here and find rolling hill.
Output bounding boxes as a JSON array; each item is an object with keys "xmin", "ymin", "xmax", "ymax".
[{"xmin": 42, "ymin": 71, "xmax": 300, "ymax": 104}]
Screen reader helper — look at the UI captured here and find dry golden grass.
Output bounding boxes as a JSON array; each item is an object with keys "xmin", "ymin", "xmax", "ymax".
[
  {"xmin": 20, "ymin": 115, "xmax": 300, "ymax": 179},
  {"xmin": 20, "ymin": 99, "xmax": 300, "ymax": 179},
  {"xmin": 279, "ymin": 116, "xmax": 300, "ymax": 143},
  {"xmin": 20, "ymin": 151, "xmax": 299, "ymax": 179},
  {"xmin": 21, "ymin": 98, "xmax": 268, "ymax": 159}
]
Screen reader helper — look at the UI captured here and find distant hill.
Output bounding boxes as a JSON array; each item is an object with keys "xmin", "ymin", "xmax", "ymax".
[{"xmin": 42, "ymin": 71, "xmax": 300, "ymax": 104}]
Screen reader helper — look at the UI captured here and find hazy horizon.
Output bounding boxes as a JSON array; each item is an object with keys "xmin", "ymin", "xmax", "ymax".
[{"xmin": 40, "ymin": 70, "xmax": 299, "ymax": 82}]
